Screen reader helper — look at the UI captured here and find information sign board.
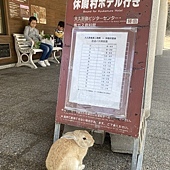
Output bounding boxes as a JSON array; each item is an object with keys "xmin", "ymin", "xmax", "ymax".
[{"xmin": 55, "ymin": 0, "xmax": 153, "ymax": 137}]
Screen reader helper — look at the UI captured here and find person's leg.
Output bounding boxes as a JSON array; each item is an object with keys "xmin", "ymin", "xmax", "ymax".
[
  {"xmin": 40, "ymin": 43, "xmax": 49, "ymax": 61},
  {"xmin": 44, "ymin": 43, "xmax": 53, "ymax": 60},
  {"xmin": 38, "ymin": 43, "xmax": 49, "ymax": 67}
]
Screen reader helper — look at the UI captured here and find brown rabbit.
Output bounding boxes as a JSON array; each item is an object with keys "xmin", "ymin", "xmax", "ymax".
[{"xmin": 46, "ymin": 130, "xmax": 94, "ymax": 170}]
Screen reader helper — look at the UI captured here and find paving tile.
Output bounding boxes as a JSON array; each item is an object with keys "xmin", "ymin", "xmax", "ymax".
[
  {"xmin": 6, "ymin": 162, "xmax": 46, "ymax": 170},
  {"xmin": 0, "ymin": 157, "xmax": 8, "ymax": 169},
  {"xmin": 0, "ymin": 125, "xmax": 13, "ymax": 140},
  {"xmin": 143, "ymin": 137, "xmax": 170, "ymax": 170},
  {"xmin": 21, "ymin": 138, "xmax": 52, "ymax": 164},
  {"xmin": 0, "ymin": 131, "xmax": 37, "ymax": 156},
  {"xmin": 17, "ymin": 111, "xmax": 55, "ymax": 135},
  {"xmin": 146, "ymin": 120, "xmax": 170, "ymax": 140},
  {"xmin": 149, "ymin": 108, "xmax": 170, "ymax": 123},
  {"xmin": 84, "ymin": 140, "xmax": 132, "ymax": 170},
  {"xmin": 0, "ymin": 109, "xmax": 36, "ymax": 127},
  {"xmin": 0, "ymin": 101, "xmax": 56, "ymax": 127},
  {"xmin": 143, "ymin": 163, "xmax": 170, "ymax": 170},
  {"xmin": 0, "ymin": 95, "xmax": 28, "ymax": 114},
  {"xmin": 151, "ymin": 100, "xmax": 170, "ymax": 112}
]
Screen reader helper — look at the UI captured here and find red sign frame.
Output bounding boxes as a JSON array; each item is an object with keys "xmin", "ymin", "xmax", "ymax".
[{"xmin": 55, "ymin": 0, "xmax": 153, "ymax": 138}]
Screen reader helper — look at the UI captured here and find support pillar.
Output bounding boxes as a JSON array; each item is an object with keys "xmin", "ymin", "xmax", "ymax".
[
  {"xmin": 144, "ymin": 0, "xmax": 161, "ymax": 118},
  {"xmin": 156, "ymin": 0, "xmax": 168, "ymax": 56}
]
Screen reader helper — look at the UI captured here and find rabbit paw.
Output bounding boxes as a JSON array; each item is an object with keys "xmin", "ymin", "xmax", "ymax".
[{"xmin": 79, "ymin": 164, "xmax": 85, "ymax": 170}]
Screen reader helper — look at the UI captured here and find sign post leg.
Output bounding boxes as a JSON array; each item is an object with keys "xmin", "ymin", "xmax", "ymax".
[
  {"xmin": 136, "ymin": 121, "xmax": 147, "ymax": 170},
  {"xmin": 131, "ymin": 138, "xmax": 139, "ymax": 170},
  {"xmin": 53, "ymin": 123, "xmax": 61, "ymax": 142},
  {"xmin": 131, "ymin": 121, "xmax": 147, "ymax": 170}
]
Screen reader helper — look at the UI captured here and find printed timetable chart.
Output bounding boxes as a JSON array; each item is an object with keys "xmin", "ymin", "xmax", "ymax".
[
  {"xmin": 68, "ymin": 31, "xmax": 128, "ymax": 110},
  {"xmin": 79, "ymin": 43, "xmax": 117, "ymax": 93}
]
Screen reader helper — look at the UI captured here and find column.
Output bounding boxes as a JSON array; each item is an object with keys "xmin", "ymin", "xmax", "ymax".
[
  {"xmin": 156, "ymin": 0, "xmax": 168, "ymax": 56},
  {"xmin": 144, "ymin": 0, "xmax": 161, "ymax": 118}
]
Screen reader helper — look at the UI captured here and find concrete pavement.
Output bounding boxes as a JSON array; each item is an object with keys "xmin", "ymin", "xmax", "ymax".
[
  {"xmin": 143, "ymin": 51, "xmax": 170, "ymax": 170},
  {"xmin": 0, "ymin": 50, "xmax": 170, "ymax": 169}
]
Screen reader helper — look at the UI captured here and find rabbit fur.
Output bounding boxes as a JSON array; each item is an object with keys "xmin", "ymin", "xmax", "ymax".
[{"xmin": 46, "ymin": 130, "xmax": 94, "ymax": 170}]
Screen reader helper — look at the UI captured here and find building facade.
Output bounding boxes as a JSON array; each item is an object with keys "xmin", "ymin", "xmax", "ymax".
[
  {"xmin": 0, "ymin": 0, "xmax": 169, "ymax": 67},
  {"xmin": 0, "ymin": 0, "xmax": 66, "ymax": 65}
]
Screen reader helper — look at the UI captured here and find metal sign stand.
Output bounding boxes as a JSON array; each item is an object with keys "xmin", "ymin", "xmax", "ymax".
[
  {"xmin": 131, "ymin": 119, "xmax": 147, "ymax": 170},
  {"xmin": 53, "ymin": 123, "xmax": 61, "ymax": 142},
  {"xmin": 53, "ymin": 1, "xmax": 153, "ymax": 170},
  {"xmin": 53, "ymin": 119, "xmax": 147, "ymax": 170}
]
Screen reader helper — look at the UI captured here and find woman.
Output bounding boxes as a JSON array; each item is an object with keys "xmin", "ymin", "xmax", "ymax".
[{"xmin": 24, "ymin": 16, "xmax": 52, "ymax": 67}]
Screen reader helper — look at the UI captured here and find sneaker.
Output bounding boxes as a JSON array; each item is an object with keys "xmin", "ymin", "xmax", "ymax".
[
  {"xmin": 44, "ymin": 59, "xmax": 51, "ymax": 66},
  {"xmin": 38, "ymin": 60, "xmax": 46, "ymax": 67}
]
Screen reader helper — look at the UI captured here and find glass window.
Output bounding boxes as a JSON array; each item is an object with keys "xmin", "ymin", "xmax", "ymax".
[{"xmin": 0, "ymin": 0, "xmax": 6, "ymax": 34}]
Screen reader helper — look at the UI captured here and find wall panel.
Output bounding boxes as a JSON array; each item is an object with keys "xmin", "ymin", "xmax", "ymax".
[{"xmin": 0, "ymin": 0, "xmax": 67, "ymax": 65}]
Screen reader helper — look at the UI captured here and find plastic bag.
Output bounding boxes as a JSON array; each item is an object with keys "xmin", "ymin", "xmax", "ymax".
[{"xmin": 41, "ymin": 34, "xmax": 54, "ymax": 47}]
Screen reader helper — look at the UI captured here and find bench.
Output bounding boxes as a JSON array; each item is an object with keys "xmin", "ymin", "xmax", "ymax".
[{"xmin": 13, "ymin": 34, "xmax": 62, "ymax": 69}]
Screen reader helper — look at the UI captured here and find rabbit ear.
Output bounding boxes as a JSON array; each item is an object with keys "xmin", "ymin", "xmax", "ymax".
[{"xmin": 61, "ymin": 132, "xmax": 77, "ymax": 140}]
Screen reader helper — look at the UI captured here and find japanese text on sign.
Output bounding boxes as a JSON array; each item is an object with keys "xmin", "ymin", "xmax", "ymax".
[{"xmin": 73, "ymin": 0, "xmax": 141, "ymax": 10}]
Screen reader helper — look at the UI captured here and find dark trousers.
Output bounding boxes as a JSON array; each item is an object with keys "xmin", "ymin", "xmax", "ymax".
[{"xmin": 40, "ymin": 43, "xmax": 53, "ymax": 61}]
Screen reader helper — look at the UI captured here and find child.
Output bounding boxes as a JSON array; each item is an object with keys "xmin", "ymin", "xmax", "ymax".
[
  {"xmin": 24, "ymin": 16, "xmax": 53, "ymax": 67},
  {"xmin": 54, "ymin": 21, "xmax": 64, "ymax": 48}
]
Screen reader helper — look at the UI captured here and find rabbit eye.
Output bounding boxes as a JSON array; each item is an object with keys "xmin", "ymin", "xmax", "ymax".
[{"xmin": 83, "ymin": 137, "xmax": 87, "ymax": 140}]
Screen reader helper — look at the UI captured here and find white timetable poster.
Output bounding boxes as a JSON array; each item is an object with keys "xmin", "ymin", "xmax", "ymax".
[{"xmin": 69, "ymin": 31, "xmax": 128, "ymax": 109}]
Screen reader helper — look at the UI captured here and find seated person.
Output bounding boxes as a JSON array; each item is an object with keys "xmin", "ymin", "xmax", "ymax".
[
  {"xmin": 24, "ymin": 16, "xmax": 53, "ymax": 67},
  {"xmin": 54, "ymin": 21, "xmax": 64, "ymax": 48}
]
